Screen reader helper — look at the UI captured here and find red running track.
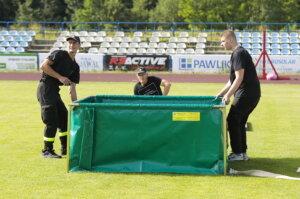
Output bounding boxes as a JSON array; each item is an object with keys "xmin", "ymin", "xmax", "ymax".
[{"xmin": 0, "ymin": 72, "xmax": 299, "ymax": 84}]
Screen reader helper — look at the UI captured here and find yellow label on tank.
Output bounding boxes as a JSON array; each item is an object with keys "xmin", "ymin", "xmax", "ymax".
[{"xmin": 172, "ymin": 112, "xmax": 200, "ymax": 121}]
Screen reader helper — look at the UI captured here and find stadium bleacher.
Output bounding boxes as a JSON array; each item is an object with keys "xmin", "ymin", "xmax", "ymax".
[
  {"xmin": 0, "ymin": 30, "xmax": 35, "ymax": 53},
  {"xmin": 237, "ymin": 31, "xmax": 300, "ymax": 55},
  {"xmin": 51, "ymin": 30, "xmax": 208, "ymax": 55},
  {"xmin": 1, "ymin": 28, "xmax": 300, "ymax": 56}
]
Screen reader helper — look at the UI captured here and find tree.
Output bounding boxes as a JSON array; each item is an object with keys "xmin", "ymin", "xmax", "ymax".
[
  {"xmin": 17, "ymin": 0, "xmax": 68, "ymax": 21},
  {"xmin": 0, "ymin": 0, "xmax": 19, "ymax": 21},
  {"xmin": 130, "ymin": 0, "xmax": 150, "ymax": 22},
  {"xmin": 149, "ymin": 0, "xmax": 183, "ymax": 22},
  {"xmin": 75, "ymin": 0, "xmax": 130, "ymax": 30},
  {"xmin": 65, "ymin": 0, "xmax": 84, "ymax": 21}
]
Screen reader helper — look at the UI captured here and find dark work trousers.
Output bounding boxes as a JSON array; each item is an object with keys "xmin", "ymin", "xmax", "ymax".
[
  {"xmin": 37, "ymin": 82, "xmax": 68, "ymax": 149},
  {"xmin": 227, "ymin": 97, "xmax": 260, "ymax": 154}
]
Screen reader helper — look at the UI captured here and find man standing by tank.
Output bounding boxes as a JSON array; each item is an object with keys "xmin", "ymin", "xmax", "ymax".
[
  {"xmin": 216, "ymin": 30, "xmax": 261, "ymax": 161},
  {"xmin": 37, "ymin": 36, "xmax": 81, "ymax": 158}
]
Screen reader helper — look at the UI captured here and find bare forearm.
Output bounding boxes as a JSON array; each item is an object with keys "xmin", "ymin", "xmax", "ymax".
[
  {"xmin": 163, "ymin": 84, "xmax": 171, "ymax": 96},
  {"xmin": 217, "ymin": 80, "xmax": 231, "ymax": 96},
  {"xmin": 69, "ymin": 84, "xmax": 77, "ymax": 102}
]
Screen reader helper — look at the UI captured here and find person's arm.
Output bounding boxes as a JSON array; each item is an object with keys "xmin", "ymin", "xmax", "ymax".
[
  {"xmin": 223, "ymin": 68, "xmax": 244, "ymax": 104},
  {"xmin": 40, "ymin": 59, "xmax": 71, "ymax": 85},
  {"xmin": 160, "ymin": 79, "xmax": 171, "ymax": 96},
  {"xmin": 69, "ymin": 83, "xmax": 77, "ymax": 102},
  {"xmin": 216, "ymin": 80, "xmax": 231, "ymax": 98}
]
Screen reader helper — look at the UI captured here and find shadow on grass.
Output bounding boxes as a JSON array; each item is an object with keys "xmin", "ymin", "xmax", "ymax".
[{"xmin": 230, "ymin": 157, "xmax": 300, "ymax": 177}]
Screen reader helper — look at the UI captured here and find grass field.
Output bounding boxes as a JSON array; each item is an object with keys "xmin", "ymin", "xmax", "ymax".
[{"xmin": 0, "ymin": 81, "xmax": 299, "ymax": 199}]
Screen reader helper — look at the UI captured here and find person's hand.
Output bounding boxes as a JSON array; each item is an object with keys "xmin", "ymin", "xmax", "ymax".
[
  {"xmin": 222, "ymin": 94, "xmax": 230, "ymax": 105},
  {"xmin": 214, "ymin": 94, "xmax": 222, "ymax": 100},
  {"xmin": 59, "ymin": 76, "xmax": 71, "ymax": 85}
]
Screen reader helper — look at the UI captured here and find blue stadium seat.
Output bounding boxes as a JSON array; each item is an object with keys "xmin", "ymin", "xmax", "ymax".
[
  {"xmin": 242, "ymin": 38, "xmax": 251, "ymax": 43},
  {"xmin": 271, "ymin": 32, "xmax": 280, "ymax": 38},
  {"xmin": 242, "ymin": 32, "xmax": 251, "ymax": 37},
  {"xmin": 0, "ymin": 41, "xmax": 10, "ymax": 47},
  {"xmin": 291, "ymin": 49, "xmax": 300, "ymax": 55},
  {"xmin": 5, "ymin": 36, "xmax": 14, "ymax": 42},
  {"xmin": 14, "ymin": 36, "xmax": 23, "ymax": 42},
  {"xmin": 291, "ymin": 44, "xmax": 300, "ymax": 49},
  {"xmin": 6, "ymin": 47, "xmax": 16, "ymax": 53},
  {"xmin": 252, "ymin": 32, "xmax": 261, "ymax": 38},
  {"xmin": 242, "ymin": 43, "xmax": 252, "ymax": 49},
  {"xmin": 252, "ymin": 37, "xmax": 261, "ymax": 43},
  {"xmin": 0, "ymin": 36, "xmax": 4, "ymax": 42},
  {"xmin": 251, "ymin": 48, "xmax": 261, "ymax": 55},
  {"xmin": 280, "ymin": 38, "xmax": 290, "ymax": 43},
  {"xmin": 271, "ymin": 44, "xmax": 281, "ymax": 49},
  {"xmin": 18, "ymin": 31, "xmax": 27, "ymax": 36},
  {"xmin": 23, "ymin": 36, "xmax": 32, "ymax": 42},
  {"xmin": 0, "ymin": 46, "xmax": 6, "ymax": 53},
  {"xmin": 290, "ymin": 37, "xmax": 299, "ymax": 43},
  {"xmin": 0, "ymin": 30, "xmax": 9, "ymax": 36},
  {"xmin": 26, "ymin": 31, "xmax": 36, "ymax": 36},
  {"xmin": 19, "ymin": 41, "xmax": 29, "ymax": 47},
  {"xmin": 280, "ymin": 32, "xmax": 289, "ymax": 38},
  {"xmin": 289, "ymin": 32, "xmax": 299, "ymax": 38},
  {"xmin": 270, "ymin": 49, "xmax": 281, "ymax": 55},
  {"xmin": 281, "ymin": 44, "xmax": 290, "ymax": 49},
  {"xmin": 10, "ymin": 41, "xmax": 19, "ymax": 47},
  {"xmin": 9, "ymin": 30, "xmax": 18, "ymax": 36},
  {"xmin": 15, "ymin": 47, "xmax": 25, "ymax": 53},
  {"xmin": 252, "ymin": 43, "xmax": 261, "ymax": 49},
  {"xmin": 271, "ymin": 38, "xmax": 280, "ymax": 43},
  {"xmin": 235, "ymin": 32, "xmax": 242, "ymax": 37},
  {"xmin": 281, "ymin": 49, "xmax": 290, "ymax": 55}
]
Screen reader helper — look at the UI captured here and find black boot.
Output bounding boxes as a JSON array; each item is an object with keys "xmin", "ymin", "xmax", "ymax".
[
  {"xmin": 60, "ymin": 135, "xmax": 67, "ymax": 156},
  {"xmin": 42, "ymin": 141, "xmax": 61, "ymax": 158}
]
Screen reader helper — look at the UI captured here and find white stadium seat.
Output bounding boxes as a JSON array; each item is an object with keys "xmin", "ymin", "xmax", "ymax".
[
  {"xmin": 88, "ymin": 47, "xmax": 99, "ymax": 54},
  {"xmin": 168, "ymin": 37, "xmax": 178, "ymax": 43}
]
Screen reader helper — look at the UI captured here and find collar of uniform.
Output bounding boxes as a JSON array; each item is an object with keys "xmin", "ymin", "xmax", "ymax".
[{"xmin": 233, "ymin": 45, "xmax": 240, "ymax": 51}]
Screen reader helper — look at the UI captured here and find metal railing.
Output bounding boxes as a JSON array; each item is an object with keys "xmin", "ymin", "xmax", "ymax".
[{"xmin": 1, "ymin": 21, "xmax": 300, "ymax": 33}]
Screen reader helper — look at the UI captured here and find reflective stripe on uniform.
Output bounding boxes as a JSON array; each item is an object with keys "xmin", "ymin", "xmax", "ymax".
[
  {"xmin": 44, "ymin": 137, "xmax": 55, "ymax": 142},
  {"xmin": 59, "ymin": 132, "xmax": 68, "ymax": 137}
]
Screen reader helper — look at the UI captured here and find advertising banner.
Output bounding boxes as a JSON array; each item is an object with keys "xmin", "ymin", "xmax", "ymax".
[
  {"xmin": 254, "ymin": 55, "xmax": 300, "ymax": 74},
  {"xmin": 0, "ymin": 53, "xmax": 37, "ymax": 70},
  {"xmin": 172, "ymin": 55, "xmax": 231, "ymax": 73},
  {"xmin": 172, "ymin": 54, "xmax": 300, "ymax": 74},
  {"xmin": 39, "ymin": 53, "xmax": 104, "ymax": 71},
  {"xmin": 104, "ymin": 55, "xmax": 170, "ymax": 71}
]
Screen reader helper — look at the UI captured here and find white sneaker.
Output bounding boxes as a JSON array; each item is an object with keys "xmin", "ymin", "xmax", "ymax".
[
  {"xmin": 228, "ymin": 153, "xmax": 244, "ymax": 161},
  {"xmin": 243, "ymin": 153, "xmax": 250, "ymax": 161}
]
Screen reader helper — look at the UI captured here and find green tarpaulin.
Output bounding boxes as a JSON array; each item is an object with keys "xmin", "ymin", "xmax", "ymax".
[{"xmin": 68, "ymin": 95, "xmax": 227, "ymax": 175}]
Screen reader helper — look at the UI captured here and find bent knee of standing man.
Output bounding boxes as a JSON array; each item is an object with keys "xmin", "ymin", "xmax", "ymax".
[{"xmin": 41, "ymin": 104, "xmax": 59, "ymax": 138}]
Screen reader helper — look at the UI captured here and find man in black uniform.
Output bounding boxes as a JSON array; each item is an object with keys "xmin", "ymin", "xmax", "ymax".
[
  {"xmin": 134, "ymin": 67, "xmax": 171, "ymax": 95},
  {"xmin": 37, "ymin": 35, "xmax": 81, "ymax": 158},
  {"xmin": 216, "ymin": 30, "xmax": 261, "ymax": 161}
]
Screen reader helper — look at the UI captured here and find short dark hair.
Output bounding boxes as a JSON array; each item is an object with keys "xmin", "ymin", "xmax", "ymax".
[{"xmin": 221, "ymin": 30, "xmax": 236, "ymax": 40}]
